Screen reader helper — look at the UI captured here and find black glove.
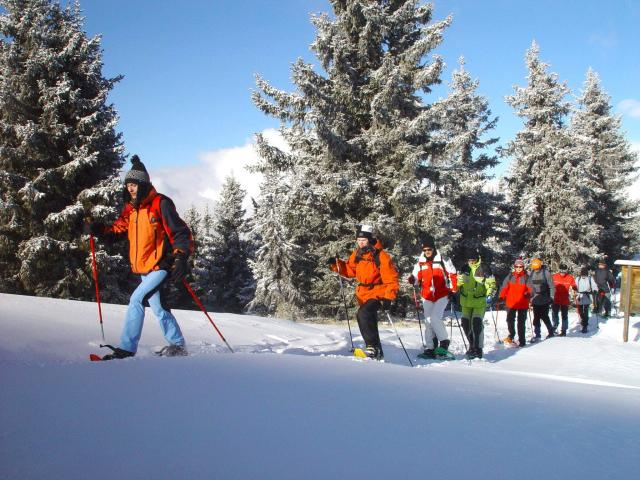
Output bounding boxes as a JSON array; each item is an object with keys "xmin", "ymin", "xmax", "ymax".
[
  {"xmin": 327, "ymin": 256, "xmax": 339, "ymax": 266},
  {"xmin": 380, "ymin": 299, "xmax": 392, "ymax": 310},
  {"xmin": 84, "ymin": 221, "xmax": 105, "ymax": 236},
  {"xmin": 448, "ymin": 292, "xmax": 457, "ymax": 302},
  {"xmin": 170, "ymin": 251, "xmax": 189, "ymax": 284},
  {"xmin": 407, "ymin": 274, "xmax": 415, "ymax": 285}
]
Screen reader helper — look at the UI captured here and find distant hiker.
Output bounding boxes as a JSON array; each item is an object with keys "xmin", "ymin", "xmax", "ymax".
[
  {"xmin": 87, "ymin": 155, "xmax": 193, "ymax": 360},
  {"xmin": 527, "ymin": 257, "xmax": 555, "ymax": 342},
  {"xmin": 498, "ymin": 258, "xmax": 532, "ymax": 347},
  {"xmin": 575, "ymin": 266, "xmax": 598, "ymax": 333},
  {"xmin": 407, "ymin": 234, "xmax": 457, "ymax": 359},
  {"xmin": 551, "ymin": 263, "xmax": 577, "ymax": 336},
  {"xmin": 330, "ymin": 225, "xmax": 399, "ymax": 360},
  {"xmin": 593, "ymin": 258, "xmax": 615, "ymax": 318},
  {"xmin": 457, "ymin": 249, "xmax": 496, "ymax": 359}
]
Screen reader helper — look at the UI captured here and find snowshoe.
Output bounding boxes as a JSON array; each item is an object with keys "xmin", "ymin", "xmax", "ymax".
[
  {"xmin": 433, "ymin": 346, "xmax": 455, "ymax": 360},
  {"xmin": 155, "ymin": 344, "xmax": 188, "ymax": 357},
  {"xmin": 100, "ymin": 347, "xmax": 135, "ymax": 361},
  {"xmin": 417, "ymin": 348, "xmax": 436, "ymax": 359},
  {"xmin": 529, "ymin": 336, "xmax": 541, "ymax": 343},
  {"xmin": 353, "ymin": 347, "xmax": 368, "ymax": 358}
]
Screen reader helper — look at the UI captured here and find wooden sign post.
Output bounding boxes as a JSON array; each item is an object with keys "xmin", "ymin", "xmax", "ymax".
[{"xmin": 614, "ymin": 260, "xmax": 640, "ymax": 342}]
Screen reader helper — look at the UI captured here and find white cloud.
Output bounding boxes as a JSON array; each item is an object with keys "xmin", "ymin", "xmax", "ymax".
[
  {"xmin": 150, "ymin": 129, "xmax": 286, "ymax": 215},
  {"xmin": 588, "ymin": 32, "xmax": 618, "ymax": 49},
  {"xmin": 618, "ymin": 99, "xmax": 640, "ymax": 119}
]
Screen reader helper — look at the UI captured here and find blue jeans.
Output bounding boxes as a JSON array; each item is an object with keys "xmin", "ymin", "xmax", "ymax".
[{"xmin": 120, "ymin": 270, "xmax": 185, "ymax": 353}]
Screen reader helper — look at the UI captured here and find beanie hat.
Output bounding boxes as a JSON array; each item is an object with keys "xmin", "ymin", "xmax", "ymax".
[
  {"xmin": 356, "ymin": 224, "xmax": 375, "ymax": 241},
  {"xmin": 420, "ymin": 234, "xmax": 436, "ymax": 250},
  {"xmin": 465, "ymin": 248, "xmax": 480, "ymax": 260},
  {"xmin": 514, "ymin": 258, "xmax": 525, "ymax": 268},
  {"xmin": 530, "ymin": 258, "xmax": 542, "ymax": 270},
  {"xmin": 124, "ymin": 155, "xmax": 150, "ymax": 185},
  {"xmin": 558, "ymin": 263, "xmax": 568, "ymax": 271},
  {"xmin": 580, "ymin": 266, "xmax": 589, "ymax": 276}
]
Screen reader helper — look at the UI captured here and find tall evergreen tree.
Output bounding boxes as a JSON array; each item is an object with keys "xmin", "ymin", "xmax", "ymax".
[
  {"xmin": 570, "ymin": 68, "xmax": 639, "ymax": 261},
  {"xmin": 207, "ymin": 176, "xmax": 254, "ymax": 313},
  {"xmin": 248, "ymin": 169, "xmax": 305, "ymax": 319},
  {"xmin": 433, "ymin": 57, "xmax": 506, "ymax": 269},
  {"xmin": 503, "ymin": 42, "xmax": 599, "ymax": 270},
  {"xmin": 253, "ymin": 0, "xmax": 452, "ymax": 316},
  {"xmin": 0, "ymin": 0, "xmax": 125, "ymax": 299},
  {"xmin": 190, "ymin": 204, "xmax": 217, "ymax": 306}
]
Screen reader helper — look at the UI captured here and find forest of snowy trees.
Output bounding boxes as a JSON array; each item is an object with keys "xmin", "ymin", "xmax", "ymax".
[{"xmin": 1, "ymin": 0, "xmax": 638, "ymax": 320}]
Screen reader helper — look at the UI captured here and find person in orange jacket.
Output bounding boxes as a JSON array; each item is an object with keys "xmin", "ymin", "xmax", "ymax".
[
  {"xmin": 88, "ymin": 156, "xmax": 193, "ymax": 360},
  {"xmin": 552, "ymin": 263, "xmax": 577, "ymax": 336},
  {"xmin": 498, "ymin": 258, "xmax": 532, "ymax": 347},
  {"xmin": 407, "ymin": 235, "xmax": 457, "ymax": 358},
  {"xmin": 330, "ymin": 224, "xmax": 399, "ymax": 359}
]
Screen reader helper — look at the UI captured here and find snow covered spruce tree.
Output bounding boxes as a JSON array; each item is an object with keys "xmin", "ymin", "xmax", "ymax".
[
  {"xmin": 204, "ymin": 176, "xmax": 254, "ymax": 313},
  {"xmin": 503, "ymin": 42, "xmax": 599, "ymax": 270},
  {"xmin": 190, "ymin": 204, "xmax": 217, "ymax": 306},
  {"xmin": 252, "ymin": 0, "xmax": 453, "ymax": 316},
  {"xmin": 570, "ymin": 68, "xmax": 639, "ymax": 261},
  {"xmin": 433, "ymin": 57, "xmax": 507, "ymax": 270},
  {"xmin": 248, "ymin": 165, "xmax": 306, "ymax": 319},
  {"xmin": 0, "ymin": 0, "xmax": 126, "ymax": 299}
]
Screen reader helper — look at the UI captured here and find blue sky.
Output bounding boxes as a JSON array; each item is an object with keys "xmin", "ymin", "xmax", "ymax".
[{"xmin": 78, "ymin": 0, "xmax": 640, "ymax": 212}]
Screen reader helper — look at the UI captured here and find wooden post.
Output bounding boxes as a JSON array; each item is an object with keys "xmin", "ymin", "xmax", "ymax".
[{"xmin": 623, "ymin": 265, "xmax": 632, "ymax": 343}]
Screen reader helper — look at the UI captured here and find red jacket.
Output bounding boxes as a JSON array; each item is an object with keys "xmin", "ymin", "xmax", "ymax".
[
  {"xmin": 411, "ymin": 252, "xmax": 457, "ymax": 302},
  {"xmin": 552, "ymin": 273, "xmax": 577, "ymax": 306},
  {"xmin": 499, "ymin": 270, "xmax": 531, "ymax": 309}
]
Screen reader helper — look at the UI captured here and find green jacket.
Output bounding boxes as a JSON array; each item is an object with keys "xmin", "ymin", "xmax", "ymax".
[{"xmin": 458, "ymin": 260, "xmax": 497, "ymax": 309}]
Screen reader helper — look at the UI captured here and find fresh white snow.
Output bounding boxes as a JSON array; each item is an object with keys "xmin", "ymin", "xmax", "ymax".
[{"xmin": 1, "ymin": 292, "xmax": 639, "ymax": 479}]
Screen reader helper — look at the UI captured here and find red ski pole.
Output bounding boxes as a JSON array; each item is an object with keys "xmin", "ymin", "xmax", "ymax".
[
  {"xmin": 183, "ymin": 279, "xmax": 234, "ymax": 353},
  {"xmin": 89, "ymin": 234, "xmax": 106, "ymax": 342}
]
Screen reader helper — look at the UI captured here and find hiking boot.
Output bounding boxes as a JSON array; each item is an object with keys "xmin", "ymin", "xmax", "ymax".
[
  {"xmin": 466, "ymin": 348, "xmax": 482, "ymax": 360},
  {"xmin": 581, "ymin": 326, "xmax": 588, "ymax": 333},
  {"xmin": 364, "ymin": 345, "xmax": 383, "ymax": 360},
  {"xmin": 102, "ymin": 348, "xmax": 135, "ymax": 361},
  {"xmin": 503, "ymin": 336, "xmax": 515, "ymax": 344},
  {"xmin": 439, "ymin": 339, "xmax": 450, "ymax": 350},
  {"xmin": 558, "ymin": 330, "xmax": 566, "ymax": 337},
  {"xmin": 420, "ymin": 348, "xmax": 436, "ymax": 359},
  {"xmin": 530, "ymin": 336, "xmax": 541, "ymax": 343},
  {"xmin": 157, "ymin": 344, "xmax": 188, "ymax": 357},
  {"xmin": 545, "ymin": 332, "xmax": 555, "ymax": 339}
]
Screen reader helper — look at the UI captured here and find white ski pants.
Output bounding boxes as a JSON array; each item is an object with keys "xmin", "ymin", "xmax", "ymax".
[{"xmin": 421, "ymin": 296, "xmax": 450, "ymax": 349}]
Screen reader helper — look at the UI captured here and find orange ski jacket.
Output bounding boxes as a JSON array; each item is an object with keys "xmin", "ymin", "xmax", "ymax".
[
  {"xmin": 332, "ymin": 240, "xmax": 399, "ymax": 305},
  {"xmin": 107, "ymin": 187, "xmax": 193, "ymax": 274}
]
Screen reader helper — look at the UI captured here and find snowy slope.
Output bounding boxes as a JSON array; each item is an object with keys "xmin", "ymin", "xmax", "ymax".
[{"xmin": 1, "ymin": 293, "xmax": 639, "ymax": 480}]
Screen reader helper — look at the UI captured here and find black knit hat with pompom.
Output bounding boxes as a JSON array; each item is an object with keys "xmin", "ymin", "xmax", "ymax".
[{"xmin": 124, "ymin": 155, "xmax": 150, "ymax": 185}]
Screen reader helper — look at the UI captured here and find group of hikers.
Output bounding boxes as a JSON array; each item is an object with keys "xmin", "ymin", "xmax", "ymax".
[
  {"xmin": 87, "ymin": 156, "xmax": 617, "ymax": 362},
  {"xmin": 330, "ymin": 225, "xmax": 617, "ymax": 361}
]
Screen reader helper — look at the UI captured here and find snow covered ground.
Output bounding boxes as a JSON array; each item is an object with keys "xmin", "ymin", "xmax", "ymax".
[{"xmin": 1, "ymin": 292, "xmax": 639, "ymax": 479}]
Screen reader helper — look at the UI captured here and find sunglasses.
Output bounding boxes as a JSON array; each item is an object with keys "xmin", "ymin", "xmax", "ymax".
[{"xmin": 514, "ymin": 266, "xmax": 524, "ymax": 269}]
